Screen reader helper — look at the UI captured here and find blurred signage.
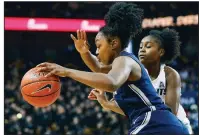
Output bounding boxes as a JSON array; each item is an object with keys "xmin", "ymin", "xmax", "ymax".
[
  {"xmin": 5, "ymin": 17, "xmax": 105, "ymax": 32},
  {"xmin": 5, "ymin": 15, "xmax": 198, "ymax": 32},
  {"xmin": 142, "ymin": 15, "xmax": 198, "ymax": 28}
]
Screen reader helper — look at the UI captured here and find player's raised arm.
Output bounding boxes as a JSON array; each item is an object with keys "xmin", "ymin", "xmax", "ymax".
[{"xmin": 71, "ymin": 30, "xmax": 112, "ymax": 73}]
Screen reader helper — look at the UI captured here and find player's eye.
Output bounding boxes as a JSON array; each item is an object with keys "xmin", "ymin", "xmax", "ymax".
[{"xmin": 146, "ymin": 45, "xmax": 151, "ymax": 48}]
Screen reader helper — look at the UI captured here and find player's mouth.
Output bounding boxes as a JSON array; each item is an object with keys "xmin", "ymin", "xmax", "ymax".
[{"xmin": 139, "ymin": 54, "xmax": 145, "ymax": 59}]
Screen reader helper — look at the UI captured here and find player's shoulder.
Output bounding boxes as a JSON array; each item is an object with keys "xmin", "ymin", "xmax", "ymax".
[
  {"xmin": 164, "ymin": 66, "xmax": 181, "ymax": 81},
  {"xmin": 114, "ymin": 55, "xmax": 136, "ymax": 65}
]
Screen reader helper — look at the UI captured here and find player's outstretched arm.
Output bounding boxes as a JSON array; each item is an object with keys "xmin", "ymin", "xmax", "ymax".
[
  {"xmin": 88, "ymin": 89, "xmax": 125, "ymax": 116},
  {"xmin": 71, "ymin": 29, "xmax": 112, "ymax": 73},
  {"xmin": 165, "ymin": 66, "xmax": 181, "ymax": 115},
  {"xmin": 36, "ymin": 56, "xmax": 133, "ymax": 92}
]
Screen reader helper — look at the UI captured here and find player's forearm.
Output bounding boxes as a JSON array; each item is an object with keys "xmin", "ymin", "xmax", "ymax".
[
  {"xmin": 102, "ymin": 101, "xmax": 125, "ymax": 116},
  {"xmin": 66, "ymin": 68, "xmax": 116, "ymax": 92},
  {"xmin": 80, "ymin": 52, "xmax": 111, "ymax": 73},
  {"xmin": 165, "ymin": 92, "xmax": 179, "ymax": 115},
  {"xmin": 165, "ymin": 88, "xmax": 180, "ymax": 115},
  {"xmin": 165, "ymin": 100, "xmax": 178, "ymax": 115},
  {"xmin": 80, "ymin": 51, "xmax": 102, "ymax": 72}
]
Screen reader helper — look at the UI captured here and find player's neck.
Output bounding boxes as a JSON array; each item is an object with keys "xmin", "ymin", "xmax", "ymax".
[{"xmin": 145, "ymin": 62, "xmax": 161, "ymax": 80}]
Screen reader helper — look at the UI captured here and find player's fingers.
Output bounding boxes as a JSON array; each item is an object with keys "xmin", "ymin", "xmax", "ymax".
[
  {"xmin": 37, "ymin": 67, "xmax": 51, "ymax": 72},
  {"xmin": 84, "ymin": 41, "xmax": 90, "ymax": 49},
  {"xmin": 91, "ymin": 90, "xmax": 99, "ymax": 96},
  {"xmin": 88, "ymin": 98, "xmax": 97, "ymax": 100},
  {"xmin": 88, "ymin": 96, "xmax": 97, "ymax": 100},
  {"xmin": 77, "ymin": 30, "xmax": 80, "ymax": 39},
  {"xmin": 88, "ymin": 93, "xmax": 97, "ymax": 98},
  {"xmin": 45, "ymin": 72, "xmax": 52, "ymax": 78},
  {"xmin": 45, "ymin": 70, "xmax": 56, "ymax": 77},
  {"xmin": 88, "ymin": 93, "xmax": 96, "ymax": 98},
  {"xmin": 80, "ymin": 30, "xmax": 84, "ymax": 39},
  {"xmin": 83, "ymin": 30, "xmax": 87, "ymax": 40},
  {"xmin": 98, "ymin": 89, "xmax": 105, "ymax": 95},
  {"xmin": 70, "ymin": 34, "xmax": 77, "ymax": 41},
  {"xmin": 88, "ymin": 94, "xmax": 96, "ymax": 98},
  {"xmin": 88, "ymin": 94, "xmax": 97, "ymax": 99},
  {"xmin": 88, "ymin": 91, "xmax": 94, "ymax": 96},
  {"xmin": 91, "ymin": 89, "xmax": 98, "ymax": 92},
  {"xmin": 36, "ymin": 62, "xmax": 49, "ymax": 67}
]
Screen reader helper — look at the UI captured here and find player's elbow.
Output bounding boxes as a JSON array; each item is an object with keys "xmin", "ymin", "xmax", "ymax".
[
  {"xmin": 106, "ymin": 77, "xmax": 119, "ymax": 92},
  {"xmin": 94, "ymin": 67, "xmax": 105, "ymax": 73},
  {"xmin": 91, "ymin": 67, "xmax": 99, "ymax": 72},
  {"xmin": 103, "ymin": 83, "xmax": 117, "ymax": 92}
]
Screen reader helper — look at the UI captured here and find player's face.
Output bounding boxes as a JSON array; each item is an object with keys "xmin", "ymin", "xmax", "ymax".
[
  {"xmin": 95, "ymin": 32, "xmax": 115, "ymax": 65},
  {"xmin": 138, "ymin": 36, "xmax": 162, "ymax": 65}
]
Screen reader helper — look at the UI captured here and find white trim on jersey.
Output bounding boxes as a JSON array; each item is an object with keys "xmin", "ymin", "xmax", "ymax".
[
  {"xmin": 130, "ymin": 111, "xmax": 152, "ymax": 135},
  {"xmin": 128, "ymin": 84, "xmax": 156, "ymax": 111}
]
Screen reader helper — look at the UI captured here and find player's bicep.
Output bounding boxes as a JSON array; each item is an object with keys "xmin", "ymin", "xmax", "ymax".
[{"xmin": 107, "ymin": 56, "xmax": 133, "ymax": 90}]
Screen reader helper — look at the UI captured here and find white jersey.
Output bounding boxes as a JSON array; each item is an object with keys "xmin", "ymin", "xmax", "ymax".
[{"xmin": 150, "ymin": 64, "xmax": 193, "ymax": 134}]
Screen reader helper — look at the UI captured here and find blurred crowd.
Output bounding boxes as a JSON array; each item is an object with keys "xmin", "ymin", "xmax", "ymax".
[
  {"xmin": 5, "ymin": 2, "xmax": 197, "ymax": 19},
  {"xmin": 179, "ymin": 66, "xmax": 198, "ymax": 133}
]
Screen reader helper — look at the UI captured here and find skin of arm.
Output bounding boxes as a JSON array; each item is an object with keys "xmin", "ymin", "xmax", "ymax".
[
  {"xmin": 37, "ymin": 56, "xmax": 133, "ymax": 93},
  {"xmin": 102, "ymin": 99, "xmax": 126, "ymax": 116},
  {"xmin": 88, "ymin": 89, "xmax": 125, "ymax": 116},
  {"xmin": 165, "ymin": 66, "xmax": 181, "ymax": 115},
  {"xmin": 71, "ymin": 30, "xmax": 112, "ymax": 73},
  {"xmin": 80, "ymin": 51, "xmax": 112, "ymax": 73},
  {"xmin": 66, "ymin": 56, "xmax": 132, "ymax": 92}
]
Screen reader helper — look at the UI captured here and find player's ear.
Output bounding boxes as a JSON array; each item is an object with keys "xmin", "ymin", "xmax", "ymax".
[
  {"xmin": 111, "ymin": 38, "xmax": 120, "ymax": 50},
  {"xmin": 159, "ymin": 48, "xmax": 165, "ymax": 57}
]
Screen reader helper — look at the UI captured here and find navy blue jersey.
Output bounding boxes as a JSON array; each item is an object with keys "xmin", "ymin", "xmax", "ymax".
[{"xmin": 114, "ymin": 51, "xmax": 170, "ymax": 125}]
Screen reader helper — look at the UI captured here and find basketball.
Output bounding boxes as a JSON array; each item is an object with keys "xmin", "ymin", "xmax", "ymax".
[{"xmin": 20, "ymin": 67, "xmax": 61, "ymax": 107}]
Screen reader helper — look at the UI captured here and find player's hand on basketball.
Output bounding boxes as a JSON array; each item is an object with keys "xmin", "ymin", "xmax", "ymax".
[
  {"xmin": 36, "ymin": 62, "xmax": 68, "ymax": 77},
  {"xmin": 70, "ymin": 29, "xmax": 90, "ymax": 54},
  {"xmin": 89, "ymin": 89, "xmax": 108, "ymax": 105}
]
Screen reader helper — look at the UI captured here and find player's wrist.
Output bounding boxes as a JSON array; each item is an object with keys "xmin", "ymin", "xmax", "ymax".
[
  {"xmin": 80, "ymin": 50, "xmax": 90, "ymax": 55},
  {"xmin": 63, "ymin": 68, "xmax": 72, "ymax": 77},
  {"xmin": 100, "ymin": 100, "xmax": 109, "ymax": 107}
]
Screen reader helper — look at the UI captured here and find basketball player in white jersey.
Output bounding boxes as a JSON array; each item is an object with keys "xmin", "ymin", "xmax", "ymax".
[
  {"xmin": 137, "ymin": 28, "xmax": 193, "ymax": 134},
  {"xmin": 87, "ymin": 28, "xmax": 193, "ymax": 134}
]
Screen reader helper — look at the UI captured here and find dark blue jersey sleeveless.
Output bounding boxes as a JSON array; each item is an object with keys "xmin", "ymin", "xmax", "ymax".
[{"xmin": 113, "ymin": 51, "xmax": 170, "ymax": 125}]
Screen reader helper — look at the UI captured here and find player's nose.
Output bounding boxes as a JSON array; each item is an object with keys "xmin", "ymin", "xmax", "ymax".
[
  {"xmin": 96, "ymin": 48, "xmax": 99, "ymax": 55},
  {"xmin": 97, "ymin": 55, "xmax": 101, "ymax": 62}
]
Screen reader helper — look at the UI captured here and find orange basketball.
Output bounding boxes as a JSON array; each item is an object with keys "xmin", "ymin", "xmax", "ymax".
[{"xmin": 20, "ymin": 67, "xmax": 61, "ymax": 107}]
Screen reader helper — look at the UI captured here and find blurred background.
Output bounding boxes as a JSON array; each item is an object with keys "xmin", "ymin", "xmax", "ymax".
[{"xmin": 4, "ymin": 2, "xmax": 198, "ymax": 135}]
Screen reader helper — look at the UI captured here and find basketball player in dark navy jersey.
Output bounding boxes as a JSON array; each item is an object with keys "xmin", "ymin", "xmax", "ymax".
[{"xmin": 37, "ymin": 2, "xmax": 189, "ymax": 135}]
